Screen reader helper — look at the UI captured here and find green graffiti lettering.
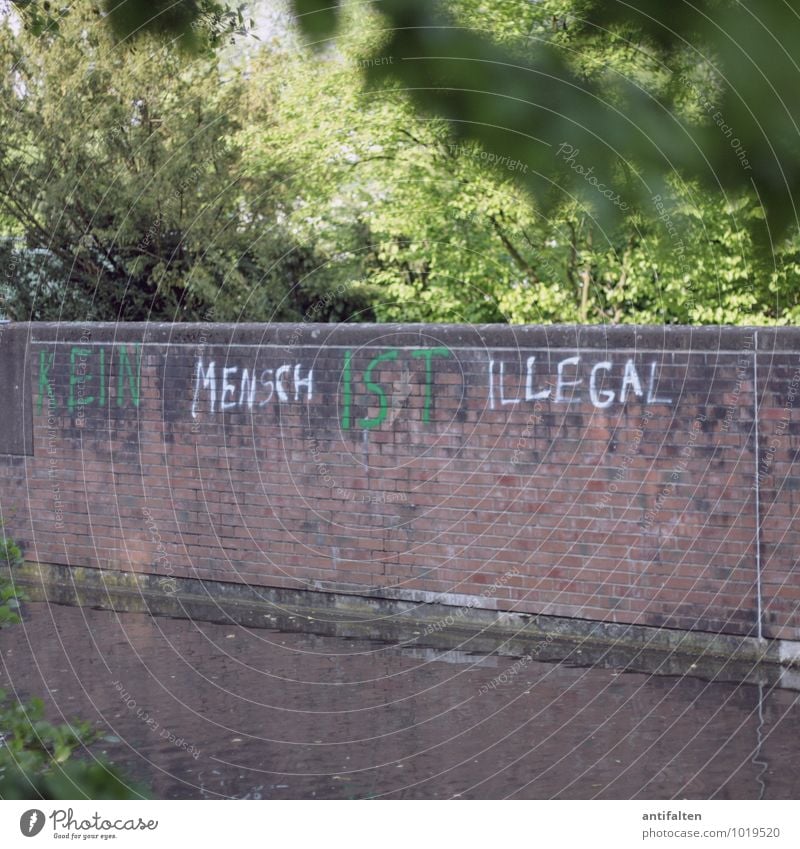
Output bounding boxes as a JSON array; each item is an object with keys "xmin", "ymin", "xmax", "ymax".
[
  {"xmin": 411, "ymin": 347, "xmax": 451, "ymax": 423},
  {"xmin": 116, "ymin": 344, "xmax": 142, "ymax": 408},
  {"xmin": 99, "ymin": 347, "xmax": 106, "ymax": 406},
  {"xmin": 341, "ymin": 350, "xmax": 353, "ymax": 430},
  {"xmin": 37, "ymin": 351, "xmax": 54, "ymax": 414},
  {"xmin": 357, "ymin": 349, "xmax": 398, "ymax": 430},
  {"xmin": 68, "ymin": 347, "xmax": 94, "ymax": 413}
]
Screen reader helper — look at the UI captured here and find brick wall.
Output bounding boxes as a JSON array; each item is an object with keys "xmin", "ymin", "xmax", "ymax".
[{"xmin": 0, "ymin": 323, "xmax": 797, "ymax": 640}]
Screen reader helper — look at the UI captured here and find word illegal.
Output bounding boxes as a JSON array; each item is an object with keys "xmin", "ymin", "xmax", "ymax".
[{"xmin": 488, "ymin": 355, "xmax": 672, "ymax": 409}]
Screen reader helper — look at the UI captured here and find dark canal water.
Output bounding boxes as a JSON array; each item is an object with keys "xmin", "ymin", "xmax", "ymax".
[{"xmin": 2, "ymin": 602, "xmax": 799, "ymax": 799}]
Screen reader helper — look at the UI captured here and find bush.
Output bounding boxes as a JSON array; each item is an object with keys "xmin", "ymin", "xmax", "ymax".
[
  {"xmin": 0, "ymin": 528, "xmax": 147, "ymax": 799},
  {"xmin": 0, "ymin": 690, "xmax": 146, "ymax": 799}
]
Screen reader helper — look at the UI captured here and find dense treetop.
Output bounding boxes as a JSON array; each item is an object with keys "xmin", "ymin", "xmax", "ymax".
[{"xmin": 1, "ymin": 0, "xmax": 798, "ymax": 324}]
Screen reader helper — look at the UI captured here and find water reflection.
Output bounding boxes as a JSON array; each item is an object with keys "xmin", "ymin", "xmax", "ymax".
[{"xmin": 1, "ymin": 603, "xmax": 798, "ymax": 799}]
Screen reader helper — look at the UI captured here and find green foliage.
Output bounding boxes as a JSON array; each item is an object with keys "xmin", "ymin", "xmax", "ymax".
[
  {"xmin": 239, "ymin": 1, "xmax": 796, "ymax": 326},
  {"xmin": 102, "ymin": 0, "xmax": 214, "ymax": 52},
  {"xmin": 0, "ymin": 2, "xmax": 367, "ymax": 322},
  {"xmin": 1, "ymin": 692, "xmax": 95, "ymax": 767},
  {"xmin": 11, "ymin": 1, "xmax": 254, "ymax": 52},
  {"xmin": 0, "ymin": 530, "xmax": 144, "ymax": 799},
  {"xmin": 0, "ymin": 528, "xmax": 22, "ymax": 569},
  {"xmin": 0, "ymin": 690, "xmax": 145, "ymax": 799},
  {"xmin": 8, "ymin": 0, "xmax": 70, "ymax": 37},
  {"xmin": 47, "ymin": 0, "xmax": 800, "ymax": 237},
  {"xmin": 0, "ymin": 525, "xmax": 23, "ymax": 628},
  {"xmin": 4, "ymin": 0, "xmax": 800, "ymax": 326},
  {"xmin": 289, "ymin": 0, "xmax": 800, "ymax": 238},
  {"xmin": 0, "ymin": 579, "xmax": 23, "ymax": 628}
]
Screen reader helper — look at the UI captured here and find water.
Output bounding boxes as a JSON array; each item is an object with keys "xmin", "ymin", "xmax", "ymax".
[{"xmin": 1, "ymin": 602, "xmax": 799, "ymax": 799}]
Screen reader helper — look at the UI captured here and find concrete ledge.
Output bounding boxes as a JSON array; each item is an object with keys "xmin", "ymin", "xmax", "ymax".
[
  {"xmin": 779, "ymin": 640, "xmax": 800, "ymax": 665},
  {"xmin": 4, "ymin": 561, "xmax": 798, "ymax": 690},
  {"xmin": 0, "ymin": 324, "xmax": 32, "ymax": 455},
  {"xmin": 21, "ymin": 320, "xmax": 771, "ymax": 352}
]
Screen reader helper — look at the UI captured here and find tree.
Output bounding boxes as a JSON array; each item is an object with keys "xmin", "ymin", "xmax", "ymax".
[
  {"xmin": 5, "ymin": 0, "xmax": 800, "ymax": 326},
  {"xmin": 81, "ymin": 0, "xmax": 800, "ymax": 239},
  {"xmin": 240, "ymin": 0, "xmax": 799, "ymax": 325},
  {"xmin": 0, "ymin": 1, "xmax": 371, "ymax": 322}
]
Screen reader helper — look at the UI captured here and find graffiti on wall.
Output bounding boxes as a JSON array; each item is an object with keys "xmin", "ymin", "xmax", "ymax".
[
  {"xmin": 488, "ymin": 356, "xmax": 672, "ymax": 410},
  {"xmin": 188, "ymin": 347, "xmax": 453, "ymax": 430},
  {"xmin": 340, "ymin": 347, "xmax": 451, "ymax": 429},
  {"xmin": 35, "ymin": 343, "xmax": 674, "ymax": 425},
  {"xmin": 190, "ymin": 358, "xmax": 313, "ymax": 418},
  {"xmin": 36, "ymin": 345, "xmax": 142, "ymax": 415}
]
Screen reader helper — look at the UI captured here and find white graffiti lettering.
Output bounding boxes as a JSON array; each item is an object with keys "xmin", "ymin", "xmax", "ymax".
[
  {"xmin": 191, "ymin": 357, "xmax": 313, "ymax": 417},
  {"xmin": 488, "ymin": 354, "xmax": 672, "ymax": 410}
]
